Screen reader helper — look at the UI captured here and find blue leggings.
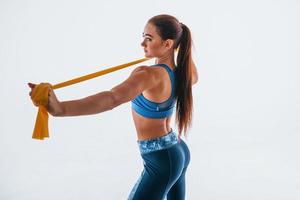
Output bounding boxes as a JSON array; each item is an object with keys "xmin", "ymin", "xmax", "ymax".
[{"xmin": 128, "ymin": 130, "xmax": 191, "ymax": 200}]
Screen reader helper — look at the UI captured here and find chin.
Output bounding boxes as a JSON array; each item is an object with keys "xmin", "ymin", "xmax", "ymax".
[{"xmin": 144, "ymin": 53, "xmax": 154, "ymax": 58}]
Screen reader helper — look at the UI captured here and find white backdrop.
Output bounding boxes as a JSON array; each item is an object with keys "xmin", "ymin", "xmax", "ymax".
[{"xmin": 1, "ymin": 0, "xmax": 299, "ymax": 199}]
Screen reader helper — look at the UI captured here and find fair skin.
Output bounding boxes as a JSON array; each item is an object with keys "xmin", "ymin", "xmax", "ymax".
[{"xmin": 28, "ymin": 22, "xmax": 198, "ymax": 140}]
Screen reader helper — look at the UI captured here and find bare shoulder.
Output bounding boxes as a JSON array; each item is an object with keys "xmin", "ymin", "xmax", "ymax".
[
  {"xmin": 130, "ymin": 65, "xmax": 162, "ymax": 85},
  {"xmin": 111, "ymin": 65, "xmax": 159, "ymax": 94},
  {"xmin": 138, "ymin": 65, "xmax": 170, "ymax": 80},
  {"xmin": 131, "ymin": 65, "xmax": 157, "ymax": 76},
  {"xmin": 109, "ymin": 65, "xmax": 161, "ymax": 105}
]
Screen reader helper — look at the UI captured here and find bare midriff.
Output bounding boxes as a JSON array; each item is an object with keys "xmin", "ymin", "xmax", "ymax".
[{"xmin": 132, "ymin": 110, "xmax": 172, "ymax": 141}]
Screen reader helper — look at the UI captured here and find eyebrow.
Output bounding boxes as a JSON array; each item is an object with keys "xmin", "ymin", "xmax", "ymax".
[{"xmin": 142, "ymin": 33, "xmax": 153, "ymax": 38}]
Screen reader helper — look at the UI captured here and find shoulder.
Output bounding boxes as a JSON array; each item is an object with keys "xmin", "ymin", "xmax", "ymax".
[
  {"xmin": 125, "ymin": 65, "xmax": 161, "ymax": 90},
  {"xmin": 130, "ymin": 65, "xmax": 162, "ymax": 82},
  {"xmin": 131, "ymin": 65, "xmax": 156, "ymax": 74},
  {"xmin": 133, "ymin": 64, "xmax": 169, "ymax": 77}
]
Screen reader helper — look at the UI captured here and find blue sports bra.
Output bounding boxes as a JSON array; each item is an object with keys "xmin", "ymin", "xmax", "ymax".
[{"xmin": 131, "ymin": 63, "xmax": 176, "ymax": 119}]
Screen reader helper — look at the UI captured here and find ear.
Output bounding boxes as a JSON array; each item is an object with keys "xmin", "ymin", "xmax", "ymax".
[{"xmin": 163, "ymin": 39, "xmax": 174, "ymax": 50}]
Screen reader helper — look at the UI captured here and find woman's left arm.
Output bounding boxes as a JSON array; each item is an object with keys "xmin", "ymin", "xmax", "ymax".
[
  {"xmin": 56, "ymin": 66, "xmax": 158, "ymax": 117},
  {"xmin": 191, "ymin": 59, "xmax": 198, "ymax": 85}
]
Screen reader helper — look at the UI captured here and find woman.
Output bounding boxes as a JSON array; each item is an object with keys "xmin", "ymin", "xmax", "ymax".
[{"xmin": 28, "ymin": 14, "xmax": 198, "ymax": 200}]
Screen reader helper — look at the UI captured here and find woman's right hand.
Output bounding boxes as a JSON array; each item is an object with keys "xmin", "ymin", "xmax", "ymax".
[{"xmin": 28, "ymin": 82, "xmax": 64, "ymax": 116}]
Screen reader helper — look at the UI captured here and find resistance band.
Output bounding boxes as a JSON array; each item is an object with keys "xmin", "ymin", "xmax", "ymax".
[{"xmin": 31, "ymin": 58, "xmax": 150, "ymax": 140}]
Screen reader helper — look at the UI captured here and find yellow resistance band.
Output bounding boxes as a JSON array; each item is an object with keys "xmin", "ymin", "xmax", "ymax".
[{"xmin": 31, "ymin": 57, "xmax": 150, "ymax": 140}]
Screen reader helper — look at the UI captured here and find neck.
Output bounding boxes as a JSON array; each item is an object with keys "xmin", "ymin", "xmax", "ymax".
[{"xmin": 155, "ymin": 52, "xmax": 176, "ymax": 69}]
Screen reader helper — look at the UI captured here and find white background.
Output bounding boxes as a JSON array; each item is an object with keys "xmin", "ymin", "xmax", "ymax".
[{"xmin": 1, "ymin": 0, "xmax": 299, "ymax": 199}]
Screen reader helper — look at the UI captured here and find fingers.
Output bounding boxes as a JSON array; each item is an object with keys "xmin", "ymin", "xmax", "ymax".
[
  {"xmin": 28, "ymin": 83, "xmax": 36, "ymax": 97},
  {"xmin": 29, "ymin": 83, "xmax": 53, "ymax": 106},
  {"xmin": 28, "ymin": 82, "xmax": 49, "ymax": 95},
  {"xmin": 48, "ymin": 87, "xmax": 53, "ymax": 97},
  {"xmin": 28, "ymin": 82, "xmax": 36, "ymax": 88}
]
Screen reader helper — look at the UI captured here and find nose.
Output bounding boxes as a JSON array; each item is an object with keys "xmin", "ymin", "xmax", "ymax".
[{"xmin": 141, "ymin": 39, "xmax": 146, "ymax": 47}]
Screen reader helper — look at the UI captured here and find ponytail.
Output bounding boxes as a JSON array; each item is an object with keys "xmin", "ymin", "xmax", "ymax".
[
  {"xmin": 147, "ymin": 15, "xmax": 194, "ymax": 138},
  {"xmin": 175, "ymin": 23, "xmax": 193, "ymax": 137}
]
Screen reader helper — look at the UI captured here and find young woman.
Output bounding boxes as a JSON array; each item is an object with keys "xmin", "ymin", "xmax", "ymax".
[{"xmin": 28, "ymin": 14, "xmax": 198, "ymax": 200}]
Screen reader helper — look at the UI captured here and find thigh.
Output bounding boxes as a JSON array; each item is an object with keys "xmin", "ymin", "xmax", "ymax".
[
  {"xmin": 128, "ymin": 169, "xmax": 168, "ymax": 200},
  {"xmin": 166, "ymin": 166, "xmax": 188, "ymax": 200},
  {"xmin": 128, "ymin": 150, "xmax": 170, "ymax": 200},
  {"xmin": 166, "ymin": 140, "xmax": 191, "ymax": 199}
]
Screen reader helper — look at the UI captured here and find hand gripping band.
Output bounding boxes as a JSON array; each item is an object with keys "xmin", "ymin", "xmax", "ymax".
[{"xmin": 31, "ymin": 58, "xmax": 150, "ymax": 140}]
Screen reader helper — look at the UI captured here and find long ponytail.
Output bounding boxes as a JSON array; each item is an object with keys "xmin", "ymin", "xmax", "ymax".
[
  {"xmin": 175, "ymin": 23, "xmax": 193, "ymax": 137},
  {"xmin": 147, "ymin": 15, "xmax": 194, "ymax": 137}
]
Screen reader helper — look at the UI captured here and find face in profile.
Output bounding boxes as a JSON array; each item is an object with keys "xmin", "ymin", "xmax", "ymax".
[{"xmin": 141, "ymin": 23, "xmax": 172, "ymax": 58}]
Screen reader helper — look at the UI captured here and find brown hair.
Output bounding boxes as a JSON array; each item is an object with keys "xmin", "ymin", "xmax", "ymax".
[{"xmin": 148, "ymin": 14, "xmax": 193, "ymax": 137}]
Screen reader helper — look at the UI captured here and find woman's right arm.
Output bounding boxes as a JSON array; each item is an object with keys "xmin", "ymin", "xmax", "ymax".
[
  {"xmin": 29, "ymin": 66, "xmax": 159, "ymax": 117},
  {"xmin": 58, "ymin": 66, "xmax": 158, "ymax": 117}
]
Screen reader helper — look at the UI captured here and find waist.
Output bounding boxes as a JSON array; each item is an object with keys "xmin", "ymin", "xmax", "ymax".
[{"xmin": 137, "ymin": 130, "xmax": 179, "ymax": 155}]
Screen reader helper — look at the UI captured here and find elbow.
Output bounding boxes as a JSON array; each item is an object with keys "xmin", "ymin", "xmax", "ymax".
[
  {"xmin": 110, "ymin": 93, "xmax": 122, "ymax": 109},
  {"xmin": 110, "ymin": 90, "xmax": 127, "ymax": 109},
  {"xmin": 192, "ymin": 74, "xmax": 198, "ymax": 85}
]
